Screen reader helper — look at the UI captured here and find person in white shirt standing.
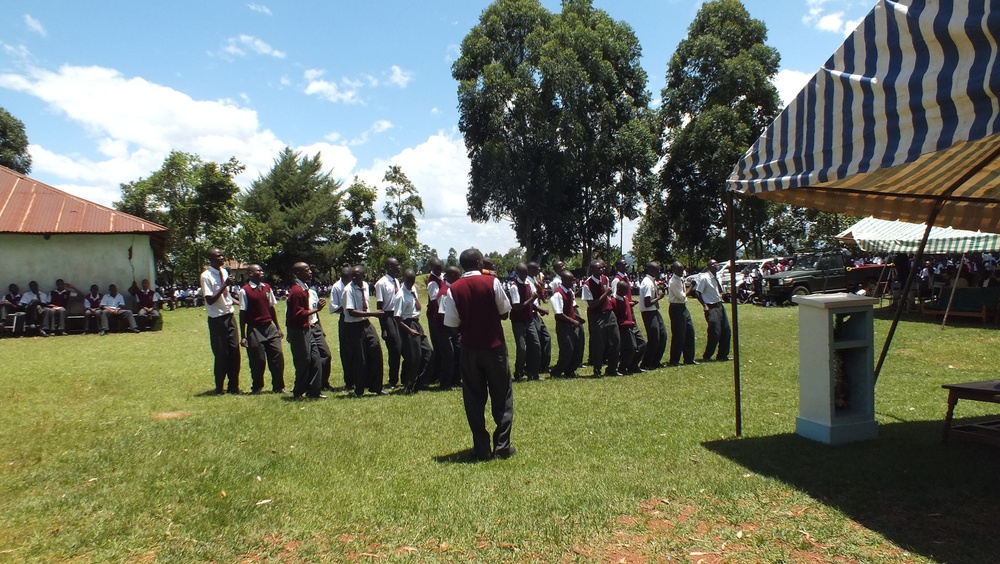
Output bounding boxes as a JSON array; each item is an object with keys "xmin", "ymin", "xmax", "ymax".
[
  {"xmin": 638, "ymin": 263, "xmax": 668, "ymax": 369},
  {"xmin": 397, "ymin": 268, "xmax": 432, "ymax": 394},
  {"xmin": 329, "ymin": 266, "xmax": 353, "ymax": 390},
  {"xmin": 375, "ymin": 257, "xmax": 405, "ymax": 389},
  {"xmin": 694, "ymin": 259, "xmax": 731, "ymax": 362},
  {"xmin": 200, "ymin": 247, "xmax": 241, "ymax": 394},
  {"xmin": 667, "ymin": 262, "xmax": 698, "ymax": 367}
]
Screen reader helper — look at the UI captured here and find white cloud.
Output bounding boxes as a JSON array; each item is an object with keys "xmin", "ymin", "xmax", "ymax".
[
  {"xmin": 2, "ymin": 42, "xmax": 31, "ymax": 60},
  {"xmin": 247, "ymin": 3, "xmax": 272, "ymax": 15},
  {"xmin": 293, "ymin": 142, "xmax": 358, "ymax": 180},
  {"xmin": 351, "ymin": 131, "xmax": 518, "ymax": 254},
  {"xmin": 0, "ymin": 64, "xmax": 352, "ymax": 207},
  {"xmin": 802, "ymin": 0, "xmax": 860, "ymax": 37},
  {"xmin": 371, "ymin": 119, "xmax": 393, "ymax": 134},
  {"xmin": 24, "ymin": 15, "xmax": 46, "ymax": 37},
  {"xmin": 222, "ymin": 35, "xmax": 285, "ymax": 58},
  {"xmin": 303, "ymin": 69, "xmax": 361, "ymax": 104},
  {"xmin": 387, "ymin": 65, "xmax": 413, "ymax": 88},
  {"xmin": 348, "ymin": 120, "xmax": 394, "ymax": 146},
  {"xmin": 772, "ymin": 68, "xmax": 813, "ymax": 108},
  {"xmin": 430, "ymin": 107, "xmax": 440, "ymax": 116}
]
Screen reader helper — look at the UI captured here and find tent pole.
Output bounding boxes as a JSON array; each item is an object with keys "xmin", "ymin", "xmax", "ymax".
[
  {"xmin": 726, "ymin": 191, "xmax": 742, "ymax": 437},
  {"xmin": 873, "ymin": 206, "xmax": 941, "ymax": 384},
  {"xmin": 942, "ymin": 253, "xmax": 966, "ymax": 328}
]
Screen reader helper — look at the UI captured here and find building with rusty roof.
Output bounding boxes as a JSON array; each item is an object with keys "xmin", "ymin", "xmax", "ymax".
[{"xmin": 0, "ymin": 165, "xmax": 169, "ymax": 293}]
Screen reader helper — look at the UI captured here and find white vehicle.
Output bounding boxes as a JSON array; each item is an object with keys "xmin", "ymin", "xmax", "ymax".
[{"xmin": 688, "ymin": 259, "xmax": 781, "ymax": 296}]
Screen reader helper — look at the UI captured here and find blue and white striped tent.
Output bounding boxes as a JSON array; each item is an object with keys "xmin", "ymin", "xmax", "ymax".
[
  {"xmin": 836, "ymin": 216, "xmax": 1000, "ymax": 254},
  {"xmin": 727, "ymin": 0, "xmax": 1000, "ymax": 233}
]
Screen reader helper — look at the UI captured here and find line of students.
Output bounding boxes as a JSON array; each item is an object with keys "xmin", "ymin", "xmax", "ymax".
[{"xmin": 207, "ymin": 248, "xmax": 732, "ymax": 399}]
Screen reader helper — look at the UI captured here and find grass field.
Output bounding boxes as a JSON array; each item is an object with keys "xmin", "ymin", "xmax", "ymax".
[{"xmin": 1, "ymin": 298, "xmax": 999, "ymax": 563}]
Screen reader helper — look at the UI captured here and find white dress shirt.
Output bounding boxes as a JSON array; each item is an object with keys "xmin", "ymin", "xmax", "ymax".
[
  {"xmin": 200, "ymin": 266, "xmax": 234, "ymax": 318},
  {"xmin": 343, "ymin": 282, "xmax": 370, "ymax": 323},
  {"xmin": 329, "ymin": 279, "xmax": 347, "ymax": 313},
  {"xmin": 374, "ymin": 275, "xmax": 402, "ymax": 315},
  {"xmin": 694, "ymin": 272, "xmax": 724, "ymax": 304},
  {"xmin": 667, "ymin": 274, "xmax": 688, "ymax": 304},
  {"xmin": 397, "ymin": 284, "xmax": 420, "ymax": 320},
  {"xmin": 100, "ymin": 293, "xmax": 126, "ymax": 309},
  {"xmin": 638, "ymin": 275, "xmax": 659, "ymax": 312}
]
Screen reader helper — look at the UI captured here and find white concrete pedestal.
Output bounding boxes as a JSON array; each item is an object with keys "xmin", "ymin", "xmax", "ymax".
[{"xmin": 792, "ymin": 293, "xmax": 879, "ymax": 444}]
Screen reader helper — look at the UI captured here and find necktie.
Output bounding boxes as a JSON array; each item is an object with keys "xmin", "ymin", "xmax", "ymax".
[{"xmin": 360, "ymin": 285, "xmax": 368, "ymax": 311}]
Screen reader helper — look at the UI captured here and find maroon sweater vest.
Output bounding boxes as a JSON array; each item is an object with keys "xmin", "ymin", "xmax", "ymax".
[
  {"xmin": 554, "ymin": 286, "xmax": 578, "ymax": 323},
  {"xmin": 85, "ymin": 294, "xmax": 102, "ymax": 309},
  {"xmin": 509, "ymin": 279, "xmax": 535, "ymax": 322},
  {"xmin": 135, "ymin": 289, "xmax": 156, "ymax": 309},
  {"xmin": 50, "ymin": 289, "xmax": 71, "ymax": 307},
  {"xmin": 586, "ymin": 276, "xmax": 614, "ymax": 313},
  {"xmin": 241, "ymin": 283, "xmax": 274, "ymax": 325},
  {"xmin": 285, "ymin": 284, "xmax": 311, "ymax": 328},
  {"xmin": 448, "ymin": 275, "xmax": 505, "ymax": 350},
  {"xmin": 612, "ymin": 296, "xmax": 635, "ymax": 328}
]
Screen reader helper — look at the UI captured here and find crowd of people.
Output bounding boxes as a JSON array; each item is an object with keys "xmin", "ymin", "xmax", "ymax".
[
  {"xmin": 199, "ymin": 247, "xmax": 734, "ymax": 461},
  {"xmin": 0, "ymin": 279, "xmax": 163, "ymax": 336}
]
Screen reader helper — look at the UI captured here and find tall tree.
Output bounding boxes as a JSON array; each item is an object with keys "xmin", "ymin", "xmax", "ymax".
[
  {"xmin": 341, "ymin": 177, "xmax": 379, "ymax": 269},
  {"xmin": 638, "ymin": 0, "xmax": 781, "ymax": 262},
  {"xmin": 453, "ymin": 0, "xmax": 656, "ymax": 262},
  {"xmin": 380, "ymin": 165, "xmax": 425, "ymax": 266},
  {"xmin": 116, "ymin": 151, "xmax": 244, "ymax": 281},
  {"xmin": 0, "ymin": 106, "xmax": 31, "ymax": 174},
  {"xmin": 240, "ymin": 147, "xmax": 348, "ymax": 280}
]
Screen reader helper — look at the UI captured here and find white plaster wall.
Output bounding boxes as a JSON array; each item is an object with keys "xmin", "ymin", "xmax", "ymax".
[{"xmin": 0, "ymin": 233, "xmax": 157, "ymax": 292}]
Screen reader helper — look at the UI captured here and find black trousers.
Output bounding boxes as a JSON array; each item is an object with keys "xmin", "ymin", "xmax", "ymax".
[
  {"xmin": 668, "ymin": 303, "xmax": 696, "ymax": 364},
  {"xmin": 208, "ymin": 313, "xmax": 241, "ymax": 392},
  {"xmin": 589, "ymin": 310, "xmax": 620, "ymax": 374},
  {"xmin": 343, "ymin": 320, "xmax": 384, "ymax": 395},
  {"xmin": 618, "ymin": 325, "xmax": 647, "ymax": 373},
  {"xmin": 247, "ymin": 322, "xmax": 285, "ymax": 392},
  {"xmin": 288, "ymin": 324, "xmax": 324, "ymax": 397},
  {"xmin": 400, "ymin": 318, "xmax": 432, "ymax": 390},
  {"xmin": 511, "ymin": 318, "xmax": 541, "ymax": 380},
  {"xmin": 315, "ymin": 323, "xmax": 333, "ymax": 389},
  {"xmin": 703, "ymin": 304, "xmax": 732, "ymax": 360},
  {"xmin": 460, "ymin": 344, "xmax": 514, "ymax": 459},
  {"xmin": 536, "ymin": 316, "xmax": 552, "ymax": 371},
  {"xmin": 379, "ymin": 315, "xmax": 403, "ymax": 387},
  {"xmin": 553, "ymin": 322, "xmax": 585, "ymax": 377},
  {"xmin": 428, "ymin": 321, "xmax": 453, "ymax": 387},
  {"xmin": 640, "ymin": 310, "xmax": 668, "ymax": 368},
  {"xmin": 337, "ymin": 315, "xmax": 352, "ymax": 388}
]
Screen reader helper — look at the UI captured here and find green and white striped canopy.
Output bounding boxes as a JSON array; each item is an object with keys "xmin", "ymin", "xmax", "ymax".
[{"xmin": 836, "ymin": 216, "xmax": 1000, "ymax": 254}]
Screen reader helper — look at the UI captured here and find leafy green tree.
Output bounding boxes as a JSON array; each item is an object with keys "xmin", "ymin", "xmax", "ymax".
[
  {"xmin": 446, "ymin": 247, "xmax": 459, "ymax": 268},
  {"xmin": 240, "ymin": 147, "xmax": 348, "ymax": 280},
  {"xmin": 380, "ymin": 165, "xmax": 424, "ymax": 266},
  {"xmin": 639, "ymin": 0, "xmax": 781, "ymax": 263},
  {"xmin": 0, "ymin": 106, "xmax": 31, "ymax": 174},
  {"xmin": 342, "ymin": 177, "xmax": 379, "ymax": 269},
  {"xmin": 116, "ymin": 151, "xmax": 244, "ymax": 281},
  {"xmin": 453, "ymin": 0, "xmax": 656, "ymax": 263}
]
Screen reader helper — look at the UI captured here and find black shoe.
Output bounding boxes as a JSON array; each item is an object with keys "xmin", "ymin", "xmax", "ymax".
[
  {"xmin": 250, "ymin": 389, "xmax": 262, "ymax": 395},
  {"xmin": 130, "ymin": 328, "xmax": 141, "ymax": 334},
  {"xmin": 273, "ymin": 388, "xmax": 289, "ymax": 394},
  {"xmin": 685, "ymin": 360, "xmax": 700, "ymax": 366},
  {"xmin": 701, "ymin": 356, "xmax": 714, "ymax": 362},
  {"xmin": 306, "ymin": 393, "xmax": 328, "ymax": 399},
  {"xmin": 99, "ymin": 330, "xmax": 107, "ymax": 336},
  {"xmin": 374, "ymin": 390, "xmax": 389, "ymax": 396},
  {"xmin": 58, "ymin": 331, "xmax": 68, "ymax": 336},
  {"xmin": 228, "ymin": 389, "xmax": 244, "ymax": 395},
  {"xmin": 717, "ymin": 357, "xmax": 731, "ymax": 362},
  {"xmin": 38, "ymin": 329, "xmax": 50, "ymax": 337},
  {"xmin": 494, "ymin": 446, "xmax": 517, "ymax": 459},
  {"xmin": 215, "ymin": 388, "xmax": 225, "ymax": 395},
  {"xmin": 668, "ymin": 362, "xmax": 681, "ymax": 367},
  {"xmin": 549, "ymin": 371, "xmax": 562, "ymax": 379}
]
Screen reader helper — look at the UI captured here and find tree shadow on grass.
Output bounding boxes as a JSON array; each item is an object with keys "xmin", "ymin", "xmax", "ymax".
[{"xmin": 703, "ymin": 418, "xmax": 1000, "ymax": 564}]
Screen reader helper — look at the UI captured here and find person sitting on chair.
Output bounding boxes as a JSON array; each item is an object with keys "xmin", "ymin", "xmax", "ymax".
[
  {"xmin": 130, "ymin": 279, "xmax": 161, "ymax": 330},
  {"xmin": 99, "ymin": 284, "xmax": 140, "ymax": 335},
  {"xmin": 47, "ymin": 279, "xmax": 81, "ymax": 336},
  {"xmin": 83, "ymin": 284, "xmax": 104, "ymax": 334},
  {"xmin": 19, "ymin": 281, "xmax": 53, "ymax": 337}
]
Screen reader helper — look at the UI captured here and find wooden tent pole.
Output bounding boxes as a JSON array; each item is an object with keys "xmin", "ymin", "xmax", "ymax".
[{"xmin": 942, "ymin": 253, "xmax": 966, "ymax": 328}]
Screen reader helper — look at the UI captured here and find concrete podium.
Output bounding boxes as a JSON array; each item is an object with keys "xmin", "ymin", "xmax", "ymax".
[{"xmin": 791, "ymin": 293, "xmax": 879, "ymax": 444}]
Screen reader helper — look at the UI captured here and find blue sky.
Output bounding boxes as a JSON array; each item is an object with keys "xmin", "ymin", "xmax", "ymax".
[{"xmin": 0, "ymin": 0, "xmax": 874, "ymax": 257}]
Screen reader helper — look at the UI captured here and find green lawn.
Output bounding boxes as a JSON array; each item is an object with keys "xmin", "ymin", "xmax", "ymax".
[{"xmin": 1, "ymin": 299, "xmax": 998, "ymax": 562}]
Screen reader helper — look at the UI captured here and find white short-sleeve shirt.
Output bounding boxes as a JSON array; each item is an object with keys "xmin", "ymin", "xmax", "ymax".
[{"xmin": 200, "ymin": 266, "xmax": 234, "ymax": 317}]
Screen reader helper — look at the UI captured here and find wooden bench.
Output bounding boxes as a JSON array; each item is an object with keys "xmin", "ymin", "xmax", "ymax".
[
  {"xmin": 920, "ymin": 286, "xmax": 1000, "ymax": 324},
  {"xmin": 943, "ymin": 380, "xmax": 1000, "ymax": 446}
]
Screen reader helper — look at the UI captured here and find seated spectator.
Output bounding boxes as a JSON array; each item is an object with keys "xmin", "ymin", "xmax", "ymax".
[
  {"xmin": 99, "ymin": 284, "xmax": 140, "ymax": 334},
  {"xmin": 83, "ymin": 285, "xmax": 104, "ymax": 334},
  {"xmin": 2, "ymin": 283, "xmax": 24, "ymax": 334},
  {"xmin": 20, "ymin": 281, "xmax": 53, "ymax": 337},
  {"xmin": 130, "ymin": 279, "xmax": 161, "ymax": 330},
  {"xmin": 47, "ymin": 279, "xmax": 81, "ymax": 336}
]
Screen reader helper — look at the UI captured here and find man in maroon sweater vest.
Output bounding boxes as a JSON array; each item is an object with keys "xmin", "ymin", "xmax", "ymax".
[
  {"xmin": 286, "ymin": 262, "xmax": 328, "ymax": 399},
  {"xmin": 239, "ymin": 264, "xmax": 286, "ymax": 394},
  {"xmin": 443, "ymin": 249, "xmax": 515, "ymax": 461},
  {"xmin": 508, "ymin": 262, "xmax": 541, "ymax": 381},
  {"xmin": 581, "ymin": 260, "xmax": 621, "ymax": 377}
]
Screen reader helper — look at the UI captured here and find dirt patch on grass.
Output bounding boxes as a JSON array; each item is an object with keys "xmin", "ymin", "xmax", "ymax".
[{"xmin": 151, "ymin": 411, "xmax": 193, "ymax": 420}]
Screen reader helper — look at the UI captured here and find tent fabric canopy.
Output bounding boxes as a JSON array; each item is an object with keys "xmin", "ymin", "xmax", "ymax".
[
  {"xmin": 836, "ymin": 216, "xmax": 1000, "ymax": 254},
  {"xmin": 726, "ymin": 0, "xmax": 1000, "ymax": 233}
]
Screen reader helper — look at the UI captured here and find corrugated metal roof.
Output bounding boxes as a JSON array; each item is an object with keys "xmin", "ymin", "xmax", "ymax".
[{"xmin": 0, "ymin": 165, "xmax": 168, "ymax": 235}]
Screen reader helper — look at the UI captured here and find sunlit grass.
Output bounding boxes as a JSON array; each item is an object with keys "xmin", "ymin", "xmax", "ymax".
[{"xmin": 1, "ymin": 299, "xmax": 997, "ymax": 562}]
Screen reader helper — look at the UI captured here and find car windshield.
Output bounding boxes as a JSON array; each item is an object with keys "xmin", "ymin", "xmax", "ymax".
[{"xmin": 793, "ymin": 253, "xmax": 821, "ymax": 271}]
